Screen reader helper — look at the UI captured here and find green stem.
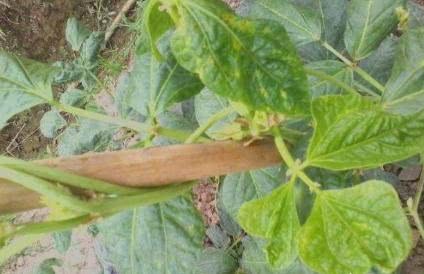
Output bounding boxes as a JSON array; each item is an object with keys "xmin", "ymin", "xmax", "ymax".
[
  {"xmin": 156, "ymin": 126, "xmax": 210, "ymax": 143},
  {"xmin": 321, "ymin": 41, "xmax": 385, "ymax": 94},
  {"xmin": 304, "ymin": 67, "xmax": 359, "ymax": 96},
  {"xmin": 90, "ymin": 181, "xmax": 196, "ymax": 215},
  {"xmin": 0, "ymin": 235, "xmax": 43, "ymax": 265},
  {"xmin": 0, "ymin": 156, "xmax": 140, "ymax": 195},
  {"xmin": 52, "ymin": 101, "xmax": 148, "ymax": 132},
  {"xmin": 271, "ymin": 127, "xmax": 320, "ymax": 192},
  {"xmin": 0, "ymin": 166, "xmax": 94, "ymax": 214},
  {"xmin": 185, "ymin": 107, "xmax": 234, "ymax": 144}
]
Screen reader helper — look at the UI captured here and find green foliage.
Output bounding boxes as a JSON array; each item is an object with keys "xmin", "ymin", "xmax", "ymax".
[
  {"xmin": 169, "ymin": 0, "xmax": 310, "ymax": 115},
  {"xmin": 52, "ymin": 230, "xmax": 72, "ymax": 254},
  {"xmin": 1, "ymin": 0, "xmax": 424, "ymax": 273},
  {"xmin": 0, "ymin": 51, "xmax": 57, "ymax": 129},
  {"xmin": 97, "ymin": 195, "xmax": 204, "ymax": 274},
  {"xmin": 307, "ymin": 94, "xmax": 424, "ymax": 170},
  {"xmin": 383, "ymin": 28, "xmax": 424, "ymax": 115},
  {"xmin": 298, "ymin": 181, "xmax": 411, "ymax": 274},
  {"xmin": 344, "ymin": 0, "xmax": 406, "ymax": 61}
]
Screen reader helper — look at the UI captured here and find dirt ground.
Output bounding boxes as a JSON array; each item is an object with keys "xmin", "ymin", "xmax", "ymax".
[{"xmin": 0, "ymin": 0, "xmax": 423, "ymax": 273}]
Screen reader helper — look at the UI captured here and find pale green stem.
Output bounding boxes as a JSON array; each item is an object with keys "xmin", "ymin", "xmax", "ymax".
[
  {"xmin": 0, "ymin": 156, "xmax": 142, "ymax": 195},
  {"xmin": 185, "ymin": 107, "xmax": 234, "ymax": 144},
  {"xmin": 271, "ymin": 127, "xmax": 320, "ymax": 193},
  {"xmin": 0, "ymin": 235, "xmax": 43, "ymax": 265},
  {"xmin": 52, "ymin": 101, "xmax": 148, "ymax": 132},
  {"xmin": 321, "ymin": 41, "xmax": 385, "ymax": 94},
  {"xmin": 156, "ymin": 126, "xmax": 210, "ymax": 143},
  {"xmin": 0, "ymin": 166, "xmax": 94, "ymax": 214},
  {"xmin": 304, "ymin": 67, "xmax": 359, "ymax": 96}
]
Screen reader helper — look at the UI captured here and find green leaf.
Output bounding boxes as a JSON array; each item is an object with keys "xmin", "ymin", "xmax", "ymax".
[
  {"xmin": 206, "ymin": 225, "xmax": 231, "ymax": 249},
  {"xmin": 35, "ymin": 258, "xmax": 62, "ymax": 274},
  {"xmin": 220, "ymin": 166, "xmax": 283, "ymax": 219},
  {"xmin": 307, "ymin": 94, "xmax": 424, "ymax": 170},
  {"xmin": 59, "ymin": 88, "xmax": 87, "ymax": 107},
  {"xmin": 196, "ymin": 248, "xmax": 238, "ymax": 274},
  {"xmin": 238, "ymin": 182, "xmax": 300, "ymax": 268},
  {"xmin": 97, "ymin": 195, "xmax": 204, "ymax": 274},
  {"xmin": 194, "ymin": 88, "xmax": 238, "ymax": 140},
  {"xmin": 344, "ymin": 0, "xmax": 406, "ymax": 61},
  {"xmin": 52, "ymin": 230, "xmax": 72, "ymax": 254},
  {"xmin": 298, "ymin": 181, "xmax": 412, "ymax": 274},
  {"xmin": 306, "ymin": 60, "xmax": 353, "ymax": 98},
  {"xmin": 241, "ymin": 238, "xmax": 314, "ymax": 274},
  {"xmin": 80, "ymin": 32, "xmax": 104, "ymax": 64},
  {"xmin": 40, "ymin": 110, "xmax": 67, "ymax": 138},
  {"xmin": 116, "ymin": 50, "xmax": 202, "ymax": 118},
  {"xmin": 358, "ymin": 36, "xmax": 398, "ymax": 86},
  {"xmin": 143, "ymin": 0, "xmax": 174, "ymax": 59},
  {"xmin": 383, "ymin": 28, "xmax": 424, "ymax": 115},
  {"xmin": 0, "ymin": 51, "xmax": 57, "ymax": 129},
  {"xmin": 57, "ymin": 118, "xmax": 115, "ymax": 156},
  {"xmin": 170, "ymin": 0, "xmax": 310, "ymax": 115},
  {"xmin": 245, "ymin": 0, "xmax": 321, "ymax": 46},
  {"xmin": 65, "ymin": 17, "xmax": 91, "ymax": 51}
]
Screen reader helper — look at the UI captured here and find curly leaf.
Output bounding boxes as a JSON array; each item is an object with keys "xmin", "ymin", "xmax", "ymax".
[
  {"xmin": 307, "ymin": 94, "xmax": 424, "ymax": 170},
  {"xmin": 344, "ymin": 0, "xmax": 406, "ymax": 61},
  {"xmin": 298, "ymin": 181, "xmax": 412, "ymax": 274},
  {"xmin": 238, "ymin": 182, "xmax": 300, "ymax": 268},
  {"xmin": 383, "ymin": 28, "xmax": 424, "ymax": 115},
  {"xmin": 245, "ymin": 0, "xmax": 321, "ymax": 46},
  {"xmin": 97, "ymin": 195, "xmax": 204, "ymax": 274},
  {"xmin": 169, "ymin": 0, "xmax": 310, "ymax": 115},
  {"xmin": 36, "ymin": 258, "xmax": 63, "ymax": 274}
]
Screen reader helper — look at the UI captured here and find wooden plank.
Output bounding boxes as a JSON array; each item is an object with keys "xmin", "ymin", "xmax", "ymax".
[{"xmin": 0, "ymin": 140, "xmax": 281, "ymax": 214}]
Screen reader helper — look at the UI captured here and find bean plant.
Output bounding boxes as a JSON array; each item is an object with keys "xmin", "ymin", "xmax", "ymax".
[{"xmin": 0, "ymin": 0, "xmax": 423, "ymax": 273}]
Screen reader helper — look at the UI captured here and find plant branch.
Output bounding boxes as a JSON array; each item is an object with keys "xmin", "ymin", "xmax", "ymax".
[
  {"xmin": 185, "ymin": 107, "xmax": 234, "ymax": 144},
  {"xmin": 271, "ymin": 127, "xmax": 320, "ymax": 192},
  {"xmin": 304, "ymin": 67, "xmax": 359, "ymax": 96},
  {"xmin": 52, "ymin": 101, "xmax": 148, "ymax": 132},
  {"xmin": 321, "ymin": 41, "xmax": 385, "ymax": 94}
]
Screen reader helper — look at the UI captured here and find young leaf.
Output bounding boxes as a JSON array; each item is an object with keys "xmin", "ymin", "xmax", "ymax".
[
  {"xmin": 220, "ymin": 166, "xmax": 282, "ymax": 219},
  {"xmin": 65, "ymin": 17, "xmax": 91, "ymax": 51},
  {"xmin": 170, "ymin": 0, "xmax": 310, "ymax": 115},
  {"xmin": 307, "ymin": 94, "xmax": 424, "ymax": 170},
  {"xmin": 40, "ymin": 110, "xmax": 67, "ymax": 138},
  {"xmin": 238, "ymin": 182, "xmax": 300, "ymax": 268},
  {"xmin": 298, "ymin": 181, "xmax": 412, "ymax": 274},
  {"xmin": 245, "ymin": 0, "xmax": 321, "ymax": 46},
  {"xmin": 97, "ymin": 195, "xmax": 204, "ymax": 274},
  {"xmin": 306, "ymin": 60, "xmax": 353, "ymax": 98},
  {"xmin": 383, "ymin": 28, "xmax": 424, "ymax": 115},
  {"xmin": 80, "ymin": 32, "xmax": 105, "ymax": 64},
  {"xmin": 194, "ymin": 88, "xmax": 238, "ymax": 140},
  {"xmin": 344, "ymin": 0, "xmax": 406, "ymax": 61},
  {"xmin": 59, "ymin": 88, "xmax": 87, "ymax": 107},
  {"xmin": 241, "ymin": 238, "xmax": 314, "ymax": 274},
  {"xmin": 0, "ymin": 51, "xmax": 57, "ymax": 129},
  {"xmin": 116, "ymin": 50, "xmax": 202, "ymax": 118}
]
